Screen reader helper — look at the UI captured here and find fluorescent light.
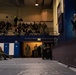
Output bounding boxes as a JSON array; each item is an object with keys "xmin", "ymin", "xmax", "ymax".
[
  {"xmin": 37, "ymin": 38, "xmax": 41, "ymax": 41},
  {"xmin": 35, "ymin": 3, "xmax": 39, "ymax": 6}
]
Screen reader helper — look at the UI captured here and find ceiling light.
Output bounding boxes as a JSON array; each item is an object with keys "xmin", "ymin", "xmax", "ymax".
[
  {"xmin": 35, "ymin": 0, "xmax": 39, "ymax": 6},
  {"xmin": 35, "ymin": 3, "xmax": 39, "ymax": 6},
  {"xmin": 37, "ymin": 38, "xmax": 41, "ymax": 41}
]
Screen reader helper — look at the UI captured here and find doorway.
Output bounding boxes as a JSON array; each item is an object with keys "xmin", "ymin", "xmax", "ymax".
[{"xmin": 22, "ymin": 42, "xmax": 42, "ymax": 57}]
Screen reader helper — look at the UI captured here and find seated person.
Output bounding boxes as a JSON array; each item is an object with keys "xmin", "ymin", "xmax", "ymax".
[{"xmin": 0, "ymin": 47, "xmax": 12, "ymax": 60}]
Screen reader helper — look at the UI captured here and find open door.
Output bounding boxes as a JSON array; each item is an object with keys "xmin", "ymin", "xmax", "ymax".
[{"xmin": 22, "ymin": 42, "xmax": 42, "ymax": 57}]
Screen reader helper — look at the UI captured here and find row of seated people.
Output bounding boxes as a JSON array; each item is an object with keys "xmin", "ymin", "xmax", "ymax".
[
  {"xmin": 0, "ymin": 21, "xmax": 49, "ymax": 36},
  {"xmin": 0, "ymin": 21, "xmax": 12, "ymax": 35},
  {"xmin": 14, "ymin": 22, "xmax": 49, "ymax": 36}
]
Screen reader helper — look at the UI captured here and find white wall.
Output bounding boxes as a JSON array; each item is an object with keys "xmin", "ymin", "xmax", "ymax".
[
  {"xmin": 0, "ymin": 6, "xmax": 53, "ymax": 21},
  {"xmin": 0, "ymin": 7, "xmax": 42, "ymax": 24},
  {"xmin": 0, "ymin": 6, "xmax": 53, "ymax": 22},
  {"xmin": 0, "ymin": 7, "xmax": 18, "ymax": 24},
  {"xmin": 41, "ymin": 9, "xmax": 53, "ymax": 34},
  {"xmin": 18, "ymin": 6, "xmax": 42, "ymax": 21},
  {"xmin": 41, "ymin": 9, "xmax": 53, "ymax": 21}
]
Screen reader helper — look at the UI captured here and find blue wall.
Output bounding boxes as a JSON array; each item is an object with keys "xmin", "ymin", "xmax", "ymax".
[
  {"xmin": 59, "ymin": 0, "xmax": 76, "ymax": 43},
  {"xmin": 52, "ymin": 0, "xmax": 76, "ymax": 68},
  {"xmin": 64, "ymin": 0, "xmax": 75, "ymax": 40},
  {"xmin": 0, "ymin": 43, "xmax": 20, "ymax": 57},
  {"xmin": 0, "ymin": 35, "xmax": 57, "ymax": 43}
]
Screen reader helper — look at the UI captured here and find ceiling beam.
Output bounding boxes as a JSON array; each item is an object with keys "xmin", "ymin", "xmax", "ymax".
[
  {"xmin": 50, "ymin": 0, "xmax": 53, "ymax": 8},
  {"xmin": 16, "ymin": 0, "xmax": 21, "ymax": 7},
  {"xmin": 21, "ymin": 0, "xmax": 25, "ymax": 6},
  {"xmin": 16, "ymin": 0, "xmax": 25, "ymax": 7},
  {"xmin": 16, "ymin": 0, "xmax": 20, "ymax": 6},
  {"xmin": 42, "ymin": 0, "xmax": 44, "ymax": 6},
  {"xmin": 42, "ymin": 5, "xmax": 52, "ymax": 9},
  {"xmin": 9, "ymin": 0, "xmax": 18, "ymax": 6},
  {"xmin": 0, "ymin": 1, "xmax": 17, "ymax": 6}
]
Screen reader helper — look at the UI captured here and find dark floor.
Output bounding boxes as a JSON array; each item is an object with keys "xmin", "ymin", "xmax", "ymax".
[{"xmin": 0, "ymin": 58, "xmax": 76, "ymax": 75}]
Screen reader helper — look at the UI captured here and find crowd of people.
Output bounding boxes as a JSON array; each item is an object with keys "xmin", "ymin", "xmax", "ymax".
[
  {"xmin": 25, "ymin": 43, "xmax": 52, "ymax": 60},
  {"xmin": 0, "ymin": 20, "xmax": 50, "ymax": 36},
  {"xmin": 0, "ymin": 15, "xmax": 50, "ymax": 36},
  {"xmin": 0, "ymin": 21, "xmax": 12, "ymax": 35},
  {"xmin": 14, "ymin": 22, "xmax": 49, "ymax": 36}
]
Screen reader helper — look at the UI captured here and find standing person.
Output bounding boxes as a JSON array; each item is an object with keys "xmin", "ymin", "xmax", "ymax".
[
  {"xmin": 40, "ymin": 43, "xmax": 47, "ymax": 59},
  {"xmin": 25, "ymin": 44, "xmax": 30, "ymax": 57},
  {"xmin": 46, "ymin": 44, "xmax": 51, "ymax": 59},
  {"xmin": 34, "ymin": 44, "xmax": 38, "ymax": 51},
  {"xmin": 14, "ymin": 16, "xmax": 18, "ymax": 27},
  {"xmin": 33, "ymin": 44, "xmax": 38, "ymax": 57},
  {"xmin": 37, "ymin": 46, "xmax": 41, "ymax": 57},
  {"xmin": 71, "ymin": 13, "xmax": 76, "ymax": 36}
]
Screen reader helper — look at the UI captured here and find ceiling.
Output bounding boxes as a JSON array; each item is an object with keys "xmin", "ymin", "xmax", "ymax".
[{"xmin": 0, "ymin": 0, "xmax": 53, "ymax": 8}]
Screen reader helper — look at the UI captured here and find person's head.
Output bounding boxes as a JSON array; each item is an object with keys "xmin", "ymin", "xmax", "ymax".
[
  {"xmin": 73, "ymin": 14, "xmax": 76, "ymax": 18},
  {"xmin": 26, "ymin": 44, "xmax": 29, "ymax": 46},
  {"xmin": 35, "ymin": 44, "xmax": 37, "ymax": 46}
]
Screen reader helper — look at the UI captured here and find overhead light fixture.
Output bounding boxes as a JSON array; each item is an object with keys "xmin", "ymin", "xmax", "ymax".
[
  {"xmin": 37, "ymin": 38, "xmax": 41, "ymax": 41},
  {"xmin": 35, "ymin": 3, "xmax": 39, "ymax": 6},
  {"xmin": 35, "ymin": 0, "xmax": 39, "ymax": 6}
]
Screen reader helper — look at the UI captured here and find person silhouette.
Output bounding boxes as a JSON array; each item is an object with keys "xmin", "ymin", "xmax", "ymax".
[
  {"xmin": 25, "ymin": 44, "xmax": 30, "ymax": 57},
  {"xmin": 14, "ymin": 16, "xmax": 18, "ymax": 27},
  {"xmin": 0, "ymin": 47, "xmax": 12, "ymax": 60},
  {"xmin": 71, "ymin": 13, "xmax": 76, "ymax": 36}
]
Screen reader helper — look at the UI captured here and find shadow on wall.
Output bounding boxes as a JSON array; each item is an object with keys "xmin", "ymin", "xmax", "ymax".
[{"xmin": 52, "ymin": 38, "xmax": 76, "ymax": 68}]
